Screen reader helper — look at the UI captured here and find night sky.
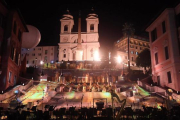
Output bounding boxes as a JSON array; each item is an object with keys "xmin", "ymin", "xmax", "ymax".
[{"xmin": 5, "ymin": 0, "xmax": 180, "ymax": 55}]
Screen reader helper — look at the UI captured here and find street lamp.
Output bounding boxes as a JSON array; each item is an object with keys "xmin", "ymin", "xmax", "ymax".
[
  {"xmin": 116, "ymin": 55, "xmax": 124, "ymax": 76},
  {"xmin": 40, "ymin": 60, "xmax": 44, "ymax": 76}
]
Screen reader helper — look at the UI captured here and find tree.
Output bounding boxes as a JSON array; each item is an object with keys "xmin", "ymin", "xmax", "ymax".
[
  {"xmin": 136, "ymin": 48, "xmax": 151, "ymax": 72},
  {"xmin": 122, "ymin": 23, "xmax": 135, "ymax": 71}
]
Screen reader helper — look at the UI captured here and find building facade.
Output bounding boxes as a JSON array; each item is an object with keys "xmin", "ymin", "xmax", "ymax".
[
  {"xmin": 0, "ymin": 1, "xmax": 29, "ymax": 91},
  {"xmin": 115, "ymin": 36, "xmax": 149, "ymax": 68},
  {"xmin": 59, "ymin": 10, "xmax": 100, "ymax": 61},
  {"xmin": 21, "ymin": 46, "xmax": 59, "ymax": 67},
  {"xmin": 146, "ymin": 4, "xmax": 180, "ymax": 91}
]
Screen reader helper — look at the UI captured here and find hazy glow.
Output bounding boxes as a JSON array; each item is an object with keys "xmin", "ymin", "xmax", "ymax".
[
  {"xmin": 117, "ymin": 56, "xmax": 122, "ymax": 63},
  {"xmin": 94, "ymin": 51, "xmax": 101, "ymax": 61},
  {"xmin": 103, "ymin": 92, "xmax": 111, "ymax": 97},
  {"xmin": 80, "ymin": 51, "xmax": 83, "ymax": 56},
  {"xmin": 67, "ymin": 91, "xmax": 75, "ymax": 99},
  {"xmin": 40, "ymin": 60, "xmax": 44, "ymax": 65}
]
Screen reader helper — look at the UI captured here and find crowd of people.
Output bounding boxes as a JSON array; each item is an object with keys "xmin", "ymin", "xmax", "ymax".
[{"xmin": 0, "ymin": 104, "xmax": 180, "ymax": 120}]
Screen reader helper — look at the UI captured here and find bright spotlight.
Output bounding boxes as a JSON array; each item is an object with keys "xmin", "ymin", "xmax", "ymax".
[
  {"xmin": 117, "ymin": 56, "xmax": 122, "ymax": 63},
  {"xmin": 94, "ymin": 51, "xmax": 100, "ymax": 61},
  {"xmin": 40, "ymin": 60, "xmax": 44, "ymax": 65}
]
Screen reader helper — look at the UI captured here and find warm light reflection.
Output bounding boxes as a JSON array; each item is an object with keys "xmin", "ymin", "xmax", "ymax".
[
  {"xmin": 94, "ymin": 50, "xmax": 101, "ymax": 61},
  {"xmin": 117, "ymin": 55, "xmax": 122, "ymax": 63},
  {"xmin": 40, "ymin": 60, "xmax": 44, "ymax": 65}
]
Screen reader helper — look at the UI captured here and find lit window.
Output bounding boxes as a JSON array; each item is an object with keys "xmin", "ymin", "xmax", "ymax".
[
  {"xmin": 9, "ymin": 72, "xmax": 12, "ymax": 82},
  {"xmin": 136, "ymin": 52, "xmax": 138, "ymax": 55}
]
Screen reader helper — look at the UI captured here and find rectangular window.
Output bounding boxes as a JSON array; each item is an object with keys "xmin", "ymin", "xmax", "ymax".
[
  {"xmin": 11, "ymin": 47, "xmax": 15, "ymax": 60},
  {"xmin": 167, "ymin": 71, "xmax": 172, "ymax": 83},
  {"xmin": 136, "ymin": 52, "xmax": 138, "ymax": 55},
  {"xmin": 45, "ymin": 50, "xmax": 48, "ymax": 55},
  {"xmin": 131, "ymin": 51, "xmax": 134, "ymax": 54},
  {"xmin": 51, "ymin": 53, "xmax": 53, "ymax": 56},
  {"xmin": 64, "ymin": 54, "xmax": 66, "ymax": 58},
  {"xmin": 155, "ymin": 52, "xmax": 158, "ymax": 65},
  {"xmin": 157, "ymin": 76, "xmax": 160, "ymax": 85},
  {"xmin": 32, "ymin": 53, "xmax": 35, "ymax": 56},
  {"xmin": 18, "ymin": 29, "xmax": 22, "ymax": 42},
  {"xmin": 136, "ymin": 46, "xmax": 138, "ymax": 49},
  {"xmin": 15, "ymin": 52, "xmax": 18, "ymax": 64},
  {"xmin": 13, "ymin": 21, "xmax": 17, "ymax": 34},
  {"xmin": 162, "ymin": 21, "xmax": 166, "ymax": 33},
  {"xmin": 14, "ymin": 76, "xmax": 16, "ymax": 85},
  {"xmin": 38, "ymin": 48, "xmax": 41, "ymax": 50},
  {"xmin": 27, "ymin": 60, "xmax": 29, "ymax": 64},
  {"xmin": 32, "ymin": 60, "xmax": 34, "ymax": 64},
  {"xmin": 9, "ymin": 72, "xmax": 12, "ymax": 82},
  {"xmin": 44, "ymin": 56, "xmax": 47, "ymax": 62},
  {"xmin": 165, "ymin": 46, "xmax": 169, "ymax": 60},
  {"xmin": 38, "ymin": 53, "xmax": 41, "ymax": 56},
  {"xmin": 151, "ymin": 28, "xmax": 157, "ymax": 42}
]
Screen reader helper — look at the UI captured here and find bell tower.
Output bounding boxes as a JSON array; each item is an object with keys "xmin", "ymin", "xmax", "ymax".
[
  {"xmin": 86, "ymin": 8, "xmax": 99, "ymax": 33},
  {"xmin": 60, "ymin": 9, "xmax": 74, "ymax": 34}
]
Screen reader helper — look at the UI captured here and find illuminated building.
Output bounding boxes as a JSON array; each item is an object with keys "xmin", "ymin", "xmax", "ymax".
[
  {"xmin": 0, "ymin": 1, "xmax": 29, "ymax": 91},
  {"xmin": 21, "ymin": 46, "xmax": 59, "ymax": 67},
  {"xmin": 115, "ymin": 36, "xmax": 149, "ymax": 67},
  {"xmin": 59, "ymin": 9, "xmax": 100, "ymax": 61},
  {"xmin": 146, "ymin": 3, "xmax": 180, "ymax": 91}
]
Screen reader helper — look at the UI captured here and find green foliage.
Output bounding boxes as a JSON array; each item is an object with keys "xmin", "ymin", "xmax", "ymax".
[{"xmin": 136, "ymin": 49, "xmax": 151, "ymax": 70}]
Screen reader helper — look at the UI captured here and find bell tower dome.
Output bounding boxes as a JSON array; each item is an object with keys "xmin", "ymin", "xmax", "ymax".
[
  {"xmin": 86, "ymin": 8, "xmax": 99, "ymax": 33},
  {"xmin": 60, "ymin": 9, "xmax": 74, "ymax": 34}
]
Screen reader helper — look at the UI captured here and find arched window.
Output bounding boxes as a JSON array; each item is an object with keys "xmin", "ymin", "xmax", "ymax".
[
  {"xmin": 90, "ymin": 24, "xmax": 94, "ymax": 31},
  {"xmin": 64, "ymin": 25, "xmax": 68, "ymax": 32}
]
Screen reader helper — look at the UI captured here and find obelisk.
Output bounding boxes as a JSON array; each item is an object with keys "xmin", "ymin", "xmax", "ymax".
[{"xmin": 76, "ymin": 11, "xmax": 83, "ymax": 61}]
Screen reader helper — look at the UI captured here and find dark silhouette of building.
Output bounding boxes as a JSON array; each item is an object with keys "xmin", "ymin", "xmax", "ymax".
[{"xmin": 0, "ymin": 0, "xmax": 28, "ymax": 91}]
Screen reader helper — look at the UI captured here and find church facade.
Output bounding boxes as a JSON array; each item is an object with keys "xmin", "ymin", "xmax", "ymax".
[{"xmin": 59, "ymin": 10, "xmax": 100, "ymax": 61}]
